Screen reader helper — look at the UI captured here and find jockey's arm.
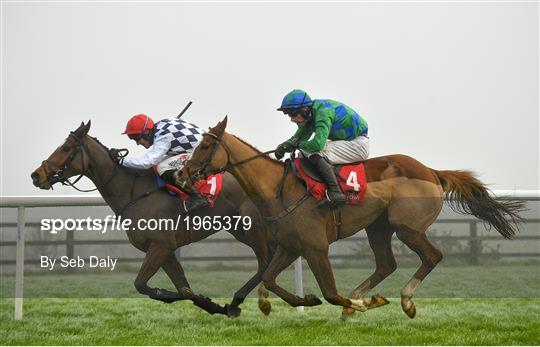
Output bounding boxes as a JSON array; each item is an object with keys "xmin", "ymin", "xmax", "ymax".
[
  {"xmin": 286, "ymin": 125, "xmax": 312, "ymax": 146},
  {"xmin": 297, "ymin": 108, "xmax": 333, "ymax": 153},
  {"xmin": 121, "ymin": 137, "xmax": 170, "ymax": 169}
]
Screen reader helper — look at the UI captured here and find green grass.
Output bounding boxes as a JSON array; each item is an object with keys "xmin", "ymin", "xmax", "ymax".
[
  {"xmin": 1, "ymin": 298, "xmax": 539, "ymax": 345},
  {"xmin": 2, "ymin": 264, "xmax": 539, "ymax": 299},
  {"xmin": 1, "ymin": 264, "xmax": 539, "ymax": 345}
]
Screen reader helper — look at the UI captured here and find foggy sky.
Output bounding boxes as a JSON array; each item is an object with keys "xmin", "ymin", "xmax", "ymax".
[{"xmin": 1, "ymin": 1, "xmax": 538, "ymax": 195}]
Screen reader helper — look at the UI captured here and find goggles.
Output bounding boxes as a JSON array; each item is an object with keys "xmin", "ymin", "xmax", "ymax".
[
  {"xmin": 128, "ymin": 134, "xmax": 142, "ymax": 141},
  {"xmin": 283, "ymin": 109, "xmax": 301, "ymax": 118}
]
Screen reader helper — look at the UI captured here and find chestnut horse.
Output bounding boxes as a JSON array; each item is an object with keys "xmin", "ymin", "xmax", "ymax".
[
  {"xmin": 176, "ymin": 116, "xmax": 523, "ymax": 319},
  {"xmin": 31, "ymin": 121, "xmax": 275, "ymax": 317}
]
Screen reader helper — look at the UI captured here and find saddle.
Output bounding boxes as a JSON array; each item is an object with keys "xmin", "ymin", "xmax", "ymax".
[
  {"xmin": 294, "ymin": 157, "xmax": 343, "ymax": 182},
  {"xmin": 291, "ymin": 157, "xmax": 367, "ymax": 205},
  {"xmin": 153, "ymin": 169, "xmax": 223, "ymax": 208}
]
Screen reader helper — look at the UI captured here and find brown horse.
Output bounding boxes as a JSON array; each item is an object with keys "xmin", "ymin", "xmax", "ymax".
[
  {"xmin": 176, "ymin": 116, "xmax": 524, "ymax": 318},
  {"xmin": 31, "ymin": 121, "xmax": 275, "ymax": 317}
]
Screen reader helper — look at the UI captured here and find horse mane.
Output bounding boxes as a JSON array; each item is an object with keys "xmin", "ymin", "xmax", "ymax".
[
  {"xmin": 230, "ymin": 134, "xmax": 283, "ymax": 166},
  {"xmin": 86, "ymin": 135, "xmax": 153, "ymax": 176},
  {"xmin": 88, "ymin": 135, "xmax": 110, "ymax": 151}
]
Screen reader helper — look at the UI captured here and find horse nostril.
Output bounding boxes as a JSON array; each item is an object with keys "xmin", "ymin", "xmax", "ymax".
[{"xmin": 31, "ymin": 172, "xmax": 41, "ymax": 186}]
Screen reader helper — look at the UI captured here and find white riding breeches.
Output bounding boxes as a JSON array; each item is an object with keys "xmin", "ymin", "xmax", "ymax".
[
  {"xmin": 300, "ymin": 135, "xmax": 370, "ymax": 164},
  {"xmin": 155, "ymin": 153, "xmax": 191, "ymax": 175}
]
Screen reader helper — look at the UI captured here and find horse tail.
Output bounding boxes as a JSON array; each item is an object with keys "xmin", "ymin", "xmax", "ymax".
[{"xmin": 434, "ymin": 170, "xmax": 524, "ymax": 239}]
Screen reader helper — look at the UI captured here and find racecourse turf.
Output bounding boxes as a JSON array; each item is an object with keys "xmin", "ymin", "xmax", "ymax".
[{"xmin": 1, "ymin": 264, "xmax": 539, "ymax": 345}]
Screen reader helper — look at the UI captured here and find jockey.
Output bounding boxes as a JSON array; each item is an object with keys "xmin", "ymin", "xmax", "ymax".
[
  {"xmin": 110, "ymin": 114, "xmax": 208, "ymax": 212},
  {"xmin": 275, "ymin": 89, "xmax": 369, "ymax": 207}
]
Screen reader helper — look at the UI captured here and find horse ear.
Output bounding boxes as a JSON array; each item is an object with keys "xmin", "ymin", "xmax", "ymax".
[
  {"xmin": 74, "ymin": 120, "xmax": 91, "ymax": 137},
  {"xmin": 215, "ymin": 115, "xmax": 228, "ymax": 134},
  {"xmin": 211, "ymin": 116, "xmax": 228, "ymax": 136},
  {"xmin": 81, "ymin": 120, "xmax": 91, "ymax": 136}
]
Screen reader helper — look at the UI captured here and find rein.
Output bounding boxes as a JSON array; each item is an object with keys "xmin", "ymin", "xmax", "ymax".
[
  {"xmin": 44, "ymin": 132, "xmax": 97, "ymax": 192},
  {"xmin": 44, "ymin": 132, "xmax": 161, "ymax": 216},
  {"xmin": 189, "ymin": 132, "xmax": 309, "ymax": 223},
  {"xmin": 44, "ymin": 133, "xmax": 118, "ymax": 192},
  {"xmin": 188, "ymin": 132, "xmax": 275, "ymax": 182}
]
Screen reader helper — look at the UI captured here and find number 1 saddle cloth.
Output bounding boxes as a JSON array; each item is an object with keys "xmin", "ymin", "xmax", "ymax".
[
  {"xmin": 291, "ymin": 158, "xmax": 367, "ymax": 205},
  {"xmin": 153, "ymin": 168, "xmax": 223, "ymax": 208}
]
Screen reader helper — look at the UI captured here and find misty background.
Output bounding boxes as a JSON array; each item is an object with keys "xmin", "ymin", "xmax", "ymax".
[
  {"xmin": 0, "ymin": 3, "xmax": 539, "ymax": 301},
  {"xmin": 1, "ymin": 1, "xmax": 538, "ymax": 195}
]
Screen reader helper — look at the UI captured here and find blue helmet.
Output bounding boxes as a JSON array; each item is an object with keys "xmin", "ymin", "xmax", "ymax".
[{"xmin": 277, "ymin": 89, "xmax": 313, "ymax": 111}]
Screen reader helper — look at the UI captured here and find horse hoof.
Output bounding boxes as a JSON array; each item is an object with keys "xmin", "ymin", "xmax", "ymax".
[
  {"xmin": 369, "ymin": 294, "xmax": 390, "ymax": 308},
  {"xmin": 303, "ymin": 294, "xmax": 323, "ymax": 306},
  {"xmin": 258, "ymin": 299, "xmax": 272, "ymax": 316},
  {"xmin": 402, "ymin": 299, "xmax": 416, "ymax": 319},
  {"xmin": 340, "ymin": 307, "xmax": 355, "ymax": 320},
  {"xmin": 226, "ymin": 304, "xmax": 242, "ymax": 318},
  {"xmin": 211, "ymin": 302, "xmax": 228, "ymax": 315},
  {"xmin": 350, "ymin": 299, "xmax": 368, "ymax": 312}
]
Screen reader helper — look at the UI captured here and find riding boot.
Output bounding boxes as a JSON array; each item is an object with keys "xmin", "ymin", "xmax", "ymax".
[
  {"xmin": 160, "ymin": 170, "xmax": 177, "ymax": 184},
  {"xmin": 161, "ymin": 170, "xmax": 208, "ymax": 212},
  {"xmin": 309, "ymin": 154, "xmax": 347, "ymax": 207},
  {"xmin": 183, "ymin": 186, "xmax": 210, "ymax": 212}
]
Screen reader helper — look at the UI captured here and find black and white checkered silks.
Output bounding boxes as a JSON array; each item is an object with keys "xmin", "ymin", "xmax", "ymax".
[
  {"xmin": 154, "ymin": 118, "xmax": 204, "ymax": 154},
  {"xmin": 154, "ymin": 118, "xmax": 204, "ymax": 174},
  {"xmin": 121, "ymin": 117, "xmax": 204, "ymax": 174}
]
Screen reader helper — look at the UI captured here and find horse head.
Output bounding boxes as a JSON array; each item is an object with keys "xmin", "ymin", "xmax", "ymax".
[
  {"xmin": 175, "ymin": 116, "xmax": 229, "ymax": 188},
  {"xmin": 31, "ymin": 121, "xmax": 92, "ymax": 189}
]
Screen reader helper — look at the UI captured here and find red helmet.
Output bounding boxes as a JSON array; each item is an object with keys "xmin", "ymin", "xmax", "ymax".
[{"xmin": 122, "ymin": 114, "xmax": 155, "ymax": 135}]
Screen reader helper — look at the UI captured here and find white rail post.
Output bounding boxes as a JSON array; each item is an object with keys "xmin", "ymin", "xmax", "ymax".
[
  {"xmin": 14, "ymin": 206, "xmax": 26, "ymax": 320},
  {"xmin": 294, "ymin": 257, "xmax": 304, "ymax": 312}
]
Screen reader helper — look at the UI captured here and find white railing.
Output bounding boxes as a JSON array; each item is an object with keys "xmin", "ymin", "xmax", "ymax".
[{"xmin": 1, "ymin": 190, "xmax": 538, "ymax": 319}]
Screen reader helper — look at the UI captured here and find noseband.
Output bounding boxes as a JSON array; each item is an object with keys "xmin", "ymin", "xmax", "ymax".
[
  {"xmin": 42, "ymin": 132, "xmax": 115, "ymax": 192},
  {"xmin": 187, "ymin": 132, "xmax": 224, "ymax": 184}
]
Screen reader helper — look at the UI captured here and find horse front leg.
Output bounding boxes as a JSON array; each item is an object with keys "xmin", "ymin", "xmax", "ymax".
[
  {"xmin": 226, "ymin": 235, "xmax": 273, "ymax": 317},
  {"xmin": 261, "ymin": 245, "xmax": 323, "ymax": 308},
  {"xmin": 303, "ymin": 247, "xmax": 369, "ymax": 312},
  {"xmin": 161, "ymin": 251, "xmax": 227, "ymax": 315},
  {"xmin": 133, "ymin": 242, "xmax": 171, "ymax": 298}
]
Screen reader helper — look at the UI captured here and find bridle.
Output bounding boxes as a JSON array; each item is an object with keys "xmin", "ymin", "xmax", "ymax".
[
  {"xmin": 42, "ymin": 132, "xmax": 116, "ymax": 192},
  {"xmin": 185, "ymin": 132, "xmax": 275, "ymax": 185},
  {"xmin": 184, "ymin": 131, "xmax": 309, "ymax": 223},
  {"xmin": 186, "ymin": 132, "xmax": 223, "ymax": 183},
  {"xmin": 40, "ymin": 128, "xmax": 159, "ymax": 216}
]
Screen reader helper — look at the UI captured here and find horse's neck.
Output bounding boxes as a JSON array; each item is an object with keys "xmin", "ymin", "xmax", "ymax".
[
  {"xmin": 84, "ymin": 138, "xmax": 152, "ymax": 214},
  {"xmin": 222, "ymin": 133, "xmax": 304, "ymax": 214}
]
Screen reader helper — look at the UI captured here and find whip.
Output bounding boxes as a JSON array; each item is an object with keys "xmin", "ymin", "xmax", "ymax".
[{"xmin": 177, "ymin": 101, "xmax": 193, "ymax": 118}]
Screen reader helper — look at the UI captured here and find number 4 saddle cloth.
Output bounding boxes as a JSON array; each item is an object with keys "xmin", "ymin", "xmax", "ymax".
[
  {"xmin": 291, "ymin": 158, "xmax": 367, "ymax": 205},
  {"xmin": 153, "ymin": 168, "xmax": 224, "ymax": 208}
]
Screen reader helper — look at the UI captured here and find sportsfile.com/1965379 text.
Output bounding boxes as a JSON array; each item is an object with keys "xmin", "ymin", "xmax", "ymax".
[{"xmin": 40, "ymin": 215, "xmax": 252, "ymax": 234}]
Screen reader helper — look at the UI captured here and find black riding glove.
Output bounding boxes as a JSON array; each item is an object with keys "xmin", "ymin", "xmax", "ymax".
[
  {"xmin": 109, "ymin": 148, "xmax": 122, "ymax": 164},
  {"xmin": 275, "ymin": 142, "xmax": 293, "ymax": 160}
]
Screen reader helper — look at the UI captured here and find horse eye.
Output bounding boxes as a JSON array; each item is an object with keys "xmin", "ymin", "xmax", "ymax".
[
  {"xmin": 61, "ymin": 144, "xmax": 70, "ymax": 152},
  {"xmin": 201, "ymin": 143, "xmax": 210, "ymax": 150}
]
